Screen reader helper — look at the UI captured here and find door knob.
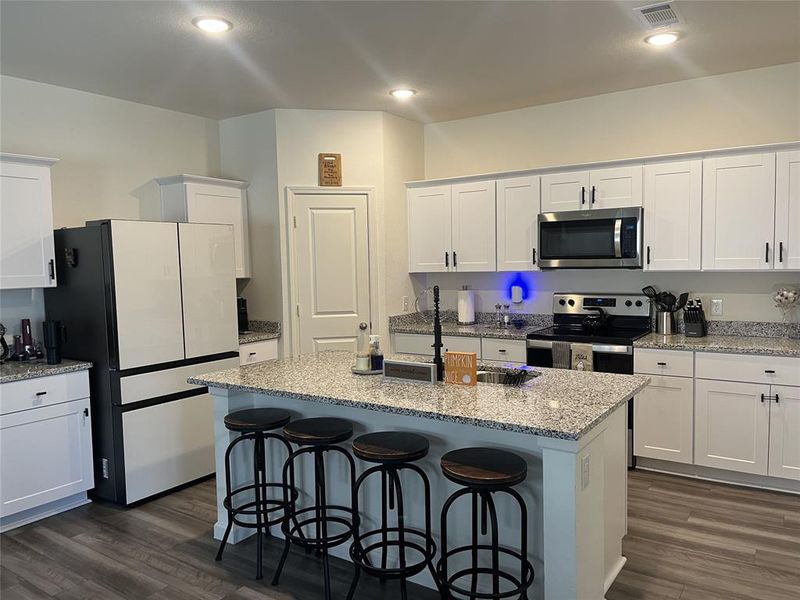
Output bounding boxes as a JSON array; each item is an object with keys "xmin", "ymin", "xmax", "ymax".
[{"xmin": 359, "ymin": 322, "xmax": 368, "ymax": 330}]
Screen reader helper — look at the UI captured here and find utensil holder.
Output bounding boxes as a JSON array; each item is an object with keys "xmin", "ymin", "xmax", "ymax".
[{"xmin": 656, "ymin": 311, "xmax": 676, "ymax": 335}]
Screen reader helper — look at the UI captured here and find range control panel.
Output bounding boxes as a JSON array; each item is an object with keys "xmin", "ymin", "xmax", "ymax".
[{"xmin": 552, "ymin": 293, "xmax": 651, "ymax": 317}]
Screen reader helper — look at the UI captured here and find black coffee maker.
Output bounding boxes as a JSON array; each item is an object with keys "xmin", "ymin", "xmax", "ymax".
[
  {"xmin": 42, "ymin": 320, "xmax": 67, "ymax": 365},
  {"xmin": 237, "ymin": 297, "xmax": 249, "ymax": 333}
]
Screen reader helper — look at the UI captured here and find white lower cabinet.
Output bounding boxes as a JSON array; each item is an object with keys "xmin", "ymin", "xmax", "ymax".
[
  {"xmin": 0, "ymin": 372, "xmax": 94, "ymax": 522},
  {"xmin": 768, "ymin": 385, "xmax": 800, "ymax": 480},
  {"xmin": 392, "ymin": 333, "xmax": 481, "ymax": 357},
  {"xmin": 634, "ymin": 375, "xmax": 694, "ymax": 464},
  {"xmin": 239, "ymin": 339, "xmax": 279, "ymax": 365},
  {"xmin": 694, "ymin": 379, "xmax": 771, "ymax": 475}
]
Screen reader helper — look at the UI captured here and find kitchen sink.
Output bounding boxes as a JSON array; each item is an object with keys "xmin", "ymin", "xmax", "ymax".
[{"xmin": 476, "ymin": 369, "xmax": 535, "ymax": 385}]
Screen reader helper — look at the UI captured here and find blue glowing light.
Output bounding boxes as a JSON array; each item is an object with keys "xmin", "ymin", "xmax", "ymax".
[{"xmin": 505, "ymin": 272, "xmax": 531, "ymax": 302}]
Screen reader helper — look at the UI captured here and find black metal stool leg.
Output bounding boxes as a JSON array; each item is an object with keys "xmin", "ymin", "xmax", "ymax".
[
  {"xmin": 471, "ymin": 491, "xmax": 479, "ymax": 595},
  {"xmin": 484, "ymin": 491, "xmax": 501, "ymax": 597},
  {"xmin": 216, "ymin": 432, "xmax": 254, "ymax": 562},
  {"xmin": 253, "ymin": 432, "xmax": 265, "ymax": 580},
  {"xmin": 271, "ymin": 446, "xmax": 297, "ymax": 586}
]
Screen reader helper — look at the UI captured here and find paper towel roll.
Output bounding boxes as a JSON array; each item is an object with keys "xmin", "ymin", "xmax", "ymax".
[{"xmin": 457, "ymin": 289, "xmax": 475, "ymax": 324}]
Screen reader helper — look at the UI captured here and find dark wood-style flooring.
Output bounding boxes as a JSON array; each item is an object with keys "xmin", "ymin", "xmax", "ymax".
[{"xmin": 1, "ymin": 470, "xmax": 798, "ymax": 599}]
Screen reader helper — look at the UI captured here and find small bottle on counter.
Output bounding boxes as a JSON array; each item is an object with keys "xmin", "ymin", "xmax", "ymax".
[{"xmin": 369, "ymin": 334, "xmax": 384, "ymax": 371}]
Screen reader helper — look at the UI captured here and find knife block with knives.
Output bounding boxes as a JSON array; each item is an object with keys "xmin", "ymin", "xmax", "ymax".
[{"xmin": 683, "ymin": 298, "xmax": 708, "ymax": 338}]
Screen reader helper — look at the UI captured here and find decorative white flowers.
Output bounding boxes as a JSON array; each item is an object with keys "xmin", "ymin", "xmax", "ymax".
[{"xmin": 773, "ymin": 287, "xmax": 799, "ymax": 309}]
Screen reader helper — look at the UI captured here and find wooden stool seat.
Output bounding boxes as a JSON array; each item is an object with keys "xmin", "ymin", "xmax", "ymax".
[
  {"xmin": 352, "ymin": 431, "xmax": 429, "ymax": 464},
  {"xmin": 283, "ymin": 417, "xmax": 353, "ymax": 445},
  {"xmin": 223, "ymin": 408, "xmax": 291, "ymax": 433},
  {"xmin": 441, "ymin": 447, "xmax": 527, "ymax": 488}
]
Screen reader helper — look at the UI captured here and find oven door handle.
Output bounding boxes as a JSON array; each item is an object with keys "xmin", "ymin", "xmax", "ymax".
[
  {"xmin": 592, "ymin": 344, "xmax": 632, "ymax": 355},
  {"xmin": 526, "ymin": 340, "xmax": 553, "ymax": 349},
  {"xmin": 613, "ymin": 218, "xmax": 623, "ymax": 258}
]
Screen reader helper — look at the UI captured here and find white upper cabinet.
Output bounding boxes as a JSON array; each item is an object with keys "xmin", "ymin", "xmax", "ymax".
[
  {"xmin": 541, "ymin": 170, "xmax": 590, "ymax": 212},
  {"xmin": 643, "ymin": 160, "xmax": 702, "ymax": 271},
  {"xmin": 408, "ymin": 185, "xmax": 452, "ymax": 273},
  {"xmin": 590, "ymin": 165, "xmax": 643, "ymax": 209},
  {"xmin": 775, "ymin": 150, "xmax": 800, "ymax": 271},
  {"xmin": 702, "ymin": 153, "xmax": 776, "ymax": 271},
  {"xmin": 451, "ymin": 180, "xmax": 497, "ymax": 272},
  {"xmin": 0, "ymin": 154, "xmax": 58, "ymax": 289},
  {"xmin": 496, "ymin": 176, "xmax": 540, "ymax": 271},
  {"xmin": 157, "ymin": 175, "xmax": 251, "ymax": 279}
]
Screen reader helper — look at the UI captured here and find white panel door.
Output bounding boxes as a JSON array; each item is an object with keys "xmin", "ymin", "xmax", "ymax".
[
  {"xmin": 643, "ymin": 160, "xmax": 702, "ymax": 271},
  {"xmin": 633, "ymin": 375, "xmax": 693, "ymax": 464},
  {"xmin": 451, "ymin": 180, "xmax": 496, "ymax": 272},
  {"xmin": 0, "ymin": 398, "xmax": 93, "ymax": 517},
  {"xmin": 185, "ymin": 183, "xmax": 251, "ymax": 278},
  {"xmin": 407, "ymin": 185, "xmax": 452, "ymax": 272},
  {"xmin": 0, "ymin": 161, "xmax": 56, "ymax": 289},
  {"xmin": 178, "ymin": 223, "xmax": 238, "ymax": 359},
  {"xmin": 497, "ymin": 176, "xmax": 540, "ymax": 271},
  {"xmin": 768, "ymin": 385, "xmax": 800, "ymax": 480},
  {"xmin": 541, "ymin": 171, "xmax": 590, "ymax": 212},
  {"xmin": 122, "ymin": 394, "xmax": 214, "ymax": 504},
  {"xmin": 294, "ymin": 193, "xmax": 371, "ymax": 355},
  {"xmin": 702, "ymin": 153, "xmax": 776, "ymax": 270},
  {"xmin": 111, "ymin": 221, "xmax": 185, "ymax": 370},
  {"xmin": 775, "ymin": 150, "xmax": 800, "ymax": 270},
  {"xmin": 694, "ymin": 379, "xmax": 770, "ymax": 475},
  {"xmin": 590, "ymin": 165, "xmax": 643, "ymax": 209}
]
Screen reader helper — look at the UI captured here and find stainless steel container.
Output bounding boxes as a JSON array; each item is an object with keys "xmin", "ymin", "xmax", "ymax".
[{"xmin": 656, "ymin": 311, "xmax": 676, "ymax": 335}]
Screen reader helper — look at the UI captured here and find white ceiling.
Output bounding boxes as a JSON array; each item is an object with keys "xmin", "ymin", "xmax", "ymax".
[{"xmin": 1, "ymin": 1, "xmax": 798, "ymax": 123}]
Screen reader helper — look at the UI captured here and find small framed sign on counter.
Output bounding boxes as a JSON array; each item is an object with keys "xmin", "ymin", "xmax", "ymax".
[
  {"xmin": 318, "ymin": 153, "xmax": 342, "ymax": 186},
  {"xmin": 444, "ymin": 351, "xmax": 478, "ymax": 386}
]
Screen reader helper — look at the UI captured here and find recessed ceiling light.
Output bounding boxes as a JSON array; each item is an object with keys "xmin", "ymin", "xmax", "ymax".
[
  {"xmin": 192, "ymin": 17, "xmax": 233, "ymax": 33},
  {"xmin": 645, "ymin": 32, "xmax": 680, "ymax": 46},
  {"xmin": 390, "ymin": 89, "xmax": 417, "ymax": 99}
]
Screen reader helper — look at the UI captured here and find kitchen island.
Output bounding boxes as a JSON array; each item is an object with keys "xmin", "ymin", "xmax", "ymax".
[{"xmin": 190, "ymin": 352, "xmax": 649, "ymax": 600}]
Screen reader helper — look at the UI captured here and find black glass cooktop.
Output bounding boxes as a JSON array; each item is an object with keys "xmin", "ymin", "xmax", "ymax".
[{"xmin": 527, "ymin": 325, "xmax": 651, "ymax": 346}]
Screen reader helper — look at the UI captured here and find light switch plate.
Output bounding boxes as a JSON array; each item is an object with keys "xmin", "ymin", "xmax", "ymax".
[
  {"xmin": 402, "ymin": 296, "xmax": 409, "ymax": 312},
  {"xmin": 581, "ymin": 455, "xmax": 590, "ymax": 490},
  {"xmin": 711, "ymin": 298, "xmax": 723, "ymax": 316}
]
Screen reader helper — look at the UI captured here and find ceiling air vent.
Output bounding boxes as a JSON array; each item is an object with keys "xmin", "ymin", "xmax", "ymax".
[{"xmin": 634, "ymin": 2, "xmax": 683, "ymax": 30}]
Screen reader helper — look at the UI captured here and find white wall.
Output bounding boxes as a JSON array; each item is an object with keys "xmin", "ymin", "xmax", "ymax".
[
  {"xmin": 416, "ymin": 63, "xmax": 800, "ymax": 323},
  {"xmin": 1, "ymin": 75, "xmax": 220, "ymax": 342},
  {"xmin": 424, "ymin": 63, "xmax": 800, "ymax": 179}
]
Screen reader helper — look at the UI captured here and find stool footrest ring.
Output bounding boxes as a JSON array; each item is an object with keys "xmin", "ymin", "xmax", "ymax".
[
  {"xmin": 350, "ymin": 526, "xmax": 436, "ymax": 579},
  {"xmin": 436, "ymin": 544, "xmax": 535, "ymax": 600}
]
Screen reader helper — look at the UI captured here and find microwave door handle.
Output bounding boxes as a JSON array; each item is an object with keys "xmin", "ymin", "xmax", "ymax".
[{"xmin": 613, "ymin": 218, "xmax": 623, "ymax": 258}]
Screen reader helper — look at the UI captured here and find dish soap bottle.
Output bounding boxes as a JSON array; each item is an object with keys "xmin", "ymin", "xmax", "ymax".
[{"xmin": 369, "ymin": 334, "xmax": 384, "ymax": 371}]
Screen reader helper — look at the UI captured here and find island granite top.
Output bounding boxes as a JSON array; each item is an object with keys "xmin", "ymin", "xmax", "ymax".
[
  {"xmin": 635, "ymin": 333, "xmax": 800, "ymax": 357},
  {"xmin": 189, "ymin": 351, "xmax": 649, "ymax": 440},
  {"xmin": 0, "ymin": 359, "xmax": 92, "ymax": 384}
]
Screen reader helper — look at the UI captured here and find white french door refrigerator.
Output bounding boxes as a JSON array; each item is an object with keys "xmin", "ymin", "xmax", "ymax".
[{"xmin": 45, "ymin": 220, "xmax": 239, "ymax": 504}]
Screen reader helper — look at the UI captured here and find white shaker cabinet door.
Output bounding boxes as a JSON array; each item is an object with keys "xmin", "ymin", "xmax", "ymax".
[
  {"xmin": 643, "ymin": 160, "xmax": 702, "ymax": 271},
  {"xmin": 768, "ymin": 385, "xmax": 800, "ymax": 480},
  {"xmin": 451, "ymin": 180, "xmax": 497, "ymax": 272},
  {"xmin": 0, "ymin": 160, "xmax": 57, "ymax": 289},
  {"xmin": 702, "ymin": 153, "xmax": 776, "ymax": 270},
  {"xmin": 590, "ymin": 165, "xmax": 643, "ymax": 209},
  {"xmin": 111, "ymin": 221, "xmax": 185, "ymax": 369},
  {"xmin": 407, "ymin": 185, "xmax": 452, "ymax": 272},
  {"xmin": 179, "ymin": 223, "xmax": 238, "ymax": 359},
  {"xmin": 775, "ymin": 150, "xmax": 800, "ymax": 271},
  {"xmin": 694, "ymin": 379, "xmax": 770, "ymax": 475},
  {"xmin": 497, "ymin": 176, "xmax": 540, "ymax": 271},
  {"xmin": 185, "ymin": 183, "xmax": 251, "ymax": 278},
  {"xmin": 633, "ymin": 374, "xmax": 694, "ymax": 464},
  {"xmin": 0, "ymin": 397, "xmax": 93, "ymax": 517},
  {"xmin": 540, "ymin": 171, "xmax": 590, "ymax": 212}
]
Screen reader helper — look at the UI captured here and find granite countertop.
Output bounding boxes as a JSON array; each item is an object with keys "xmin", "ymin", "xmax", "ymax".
[
  {"xmin": 635, "ymin": 333, "xmax": 800, "ymax": 358},
  {"xmin": 390, "ymin": 321, "xmax": 538, "ymax": 340},
  {"xmin": 189, "ymin": 351, "xmax": 649, "ymax": 440},
  {"xmin": 239, "ymin": 320, "xmax": 281, "ymax": 344},
  {"xmin": 0, "ymin": 359, "xmax": 93, "ymax": 384}
]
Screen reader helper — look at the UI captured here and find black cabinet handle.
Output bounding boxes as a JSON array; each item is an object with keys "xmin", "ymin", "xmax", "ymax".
[
  {"xmin": 83, "ymin": 408, "xmax": 89, "ymax": 417},
  {"xmin": 532, "ymin": 248, "xmax": 537, "ymax": 265},
  {"xmin": 647, "ymin": 246, "xmax": 651, "ymax": 265},
  {"xmin": 249, "ymin": 352, "xmax": 257, "ymax": 356},
  {"xmin": 591, "ymin": 185, "xmax": 597, "ymax": 204},
  {"xmin": 581, "ymin": 186, "xmax": 586, "ymax": 205},
  {"xmin": 765, "ymin": 370, "xmax": 775, "ymax": 374},
  {"xmin": 35, "ymin": 391, "xmax": 47, "ymax": 396},
  {"xmin": 775, "ymin": 394, "xmax": 780, "ymax": 404},
  {"xmin": 498, "ymin": 349, "xmax": 507, "ymax": 353},
  {"xmin": 657, "ymin": 362, "xmax": 667, "ymax": 366},
  {"xmin": 761, "ymin": 393, "xmax": 765, "ymax": 403},
  {"xmin": 779, "ymin": 242, "xmax": 784, "ymax": 263},
  {"xmin": 48, "ymin": 259, "xmax": 55, "ymax": 280},
  {"xmin": 765, "ymin": 242, "xmax": 770, "ymax": 263},
  {"xmin": 445, "ymin": 252, "xmax": 449, "ymax": 268},
  {"xmin": 453, "ymin": 252, "xmax": 457, "ymax": 268}
]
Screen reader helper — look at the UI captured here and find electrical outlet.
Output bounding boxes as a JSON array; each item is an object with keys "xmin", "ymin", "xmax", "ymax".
[
  {"xmin": 711, "ymin": 298, "xmax": 723, "ymax": 317},
  {"xmin": 401, "ymin": 296, "xmax": 410, "ymax": 312},
  {"xmin": 581, "ymin": 455, "xmax": 590, "ymax": 490}
]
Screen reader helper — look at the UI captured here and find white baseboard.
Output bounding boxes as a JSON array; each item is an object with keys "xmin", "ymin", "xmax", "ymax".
[{"xmin": 0, "ymin": 493, "xmax": 90, "ymax": 533}]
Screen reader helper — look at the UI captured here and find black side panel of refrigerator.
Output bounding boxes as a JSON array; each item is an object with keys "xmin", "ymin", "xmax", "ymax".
[{"xmin": 44, "ymin": 227, "xmax": 123, "ymax": 503}]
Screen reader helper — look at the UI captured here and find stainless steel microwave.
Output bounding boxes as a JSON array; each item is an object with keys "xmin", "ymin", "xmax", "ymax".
[{"xmin": 537, "ymin": 207, "xmax": 643, "ymax": 269}]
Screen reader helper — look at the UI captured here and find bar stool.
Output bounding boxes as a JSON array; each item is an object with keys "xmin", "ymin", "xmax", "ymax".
[
  {"xmin": 346, "ymin": 431, "xmax": 438, "ymax": 600},
  {"xmin": 272, "ymin": 417, "xmax": 358, "ymax": 600},
  {"xmin": 215, "ymin": 407, "xmax": 297, "ymax": 580},
  {"xmin": 437, "ymin": 447, "xmax": 535, "ymax": 600}
]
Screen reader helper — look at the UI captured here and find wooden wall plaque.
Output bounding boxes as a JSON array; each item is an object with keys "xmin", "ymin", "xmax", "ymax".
[
  {"xmin": 444, "ymin": 351, "xmax": 478, "ymax": 386},
  {"xmin": 318, "ymin": 153, "xmax": 342, "ymax": 186}
]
